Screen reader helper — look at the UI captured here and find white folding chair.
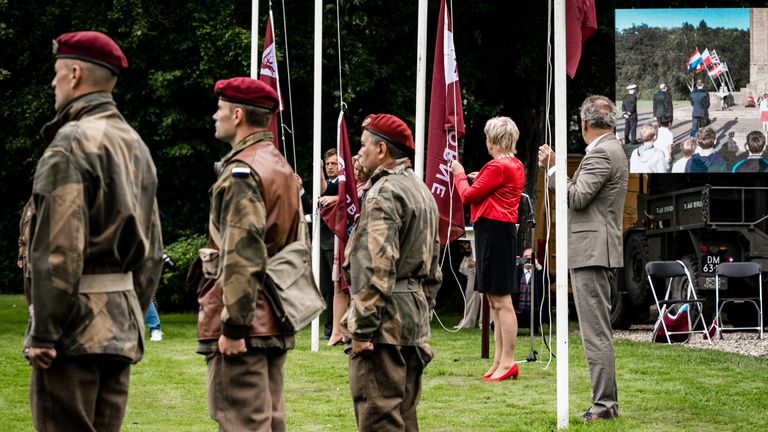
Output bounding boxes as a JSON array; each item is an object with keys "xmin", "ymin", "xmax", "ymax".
[
  {"xmin": 715, "ymin": 262, "xmax": 764, "ymax": 339},
  {"xmin": 646, "ymin": 260, "xmax": 712, "ymax": 345}
]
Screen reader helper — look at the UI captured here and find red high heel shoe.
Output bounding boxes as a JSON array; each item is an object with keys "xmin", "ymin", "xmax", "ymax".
[{"xmin": 487, "ymin": 363, "xmax": 519, "ymax": 382}]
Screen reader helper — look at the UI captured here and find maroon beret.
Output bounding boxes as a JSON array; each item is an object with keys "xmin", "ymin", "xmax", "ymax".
[
  {"xmin": 214, "ymin": 77, "xmax": 279, "ymax": 111},
  {"xmin": 53, "ymin": 31, "xmax": 128, "ymax": 74},
  {"xmin": 361, "ymin": 114, "xmax": 415, "ymax": 154}
]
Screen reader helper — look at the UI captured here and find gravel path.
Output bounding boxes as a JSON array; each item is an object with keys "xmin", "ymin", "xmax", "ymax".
[{"xmin": 614, "ymin": 325, "xmax": 768, "ymax": 357}]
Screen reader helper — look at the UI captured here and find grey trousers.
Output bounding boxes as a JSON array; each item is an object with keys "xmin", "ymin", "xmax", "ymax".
[
  {"xmin": 30, "ymin": 355, "xmax": 131, "ymax": 432},
  {"xmin": 348, "ymin": 344, "xmax": 431, "ymax": 432},
  {"xmin": 207, "ymin": 349, "xmax": 287, "ymax": 432},
  {"xmin": 571, "ymin": 267, "xmax": 619, "ymax": 417}
]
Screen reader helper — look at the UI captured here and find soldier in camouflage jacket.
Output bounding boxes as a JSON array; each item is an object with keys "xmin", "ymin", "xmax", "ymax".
[
  {"xmin": 341, "ymin": 114, "xmax": 441, "ymax": 431},
  {"xmin": 200, "ymin": 77, "xmax": 301, "ymax": 431},
  {"xmin": 24, "ymin": 32, "xmax": 163, "ymax": 431}
]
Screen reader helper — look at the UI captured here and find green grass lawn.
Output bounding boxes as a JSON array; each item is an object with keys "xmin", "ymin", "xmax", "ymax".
[{"xmin": 2, "ymin": 294, "xmax": 767, "ymax": 431}]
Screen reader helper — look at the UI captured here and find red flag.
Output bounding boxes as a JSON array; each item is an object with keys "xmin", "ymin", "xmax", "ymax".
[
  {"xmin": 321, "ymin": 112, "xmax": 359, "ymax": 290},
  {"xmin": 426, "ymin": 0, "xmax": 465, "ymax": 246},
  {"xmin": 259, "ymin": 13, "xmax": 284, "ymax": 149},
  {"xmin": 566, "ymin": 0, "xmax": 597, "ymax": 78}
]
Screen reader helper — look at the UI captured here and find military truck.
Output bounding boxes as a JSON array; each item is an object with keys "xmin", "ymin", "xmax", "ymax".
[{"xmin": 534, "ymin": 160, "xmax": 768, "ymax": 329}]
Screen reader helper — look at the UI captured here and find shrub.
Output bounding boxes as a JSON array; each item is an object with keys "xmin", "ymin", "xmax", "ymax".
[{"xmin": 157, "ymin": 233, "xmax": 207, "ymax": 312}]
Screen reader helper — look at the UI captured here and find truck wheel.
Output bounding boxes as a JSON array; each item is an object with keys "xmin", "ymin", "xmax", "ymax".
[
  {"xmin": 674, "ymin": 254, "xmax": 716, "ymax": 324},
  {"xmin": 624, "ymin": 232, "xmax": 650, "ymax": 307}
]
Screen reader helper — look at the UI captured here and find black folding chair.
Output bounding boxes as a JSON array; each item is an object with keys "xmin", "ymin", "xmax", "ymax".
[
  {"xmin": 715, "ymin": 262, "xmax": 764, "ymax": 339},
  {"xmin": 646, "ymin": 260, "xmax": 712, "ymax": 344}
]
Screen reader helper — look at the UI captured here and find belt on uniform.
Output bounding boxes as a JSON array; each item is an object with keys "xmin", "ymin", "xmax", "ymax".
[
  {"xmin": 392, "ymin": 278, "xmax": 421, "ymax": 293},
  {"xmin": 79, "ymin": 272, "xmax": 134, "ymax": 293}
]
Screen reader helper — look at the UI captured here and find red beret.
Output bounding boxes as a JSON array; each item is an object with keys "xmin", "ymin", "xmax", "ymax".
[
  {"xmin": 53, "ymin": 31, "xmax": 128, "ymax": 74},
  {"xmin": 361, "ymin": 114, "xmax": 415, "ymax": 154},
  {"xmin": 214, "ymin": 77, "xmax": 279, "ymax": 111}
]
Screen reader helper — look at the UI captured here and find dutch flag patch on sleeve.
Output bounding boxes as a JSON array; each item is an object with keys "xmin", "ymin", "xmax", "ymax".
[{"xmin": 232, "ymin": 167, "xmax": 251, "ymax": 178}]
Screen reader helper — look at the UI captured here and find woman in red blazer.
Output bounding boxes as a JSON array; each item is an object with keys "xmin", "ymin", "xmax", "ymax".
[{"xmin": 450, "ymin": 116, "xmax": 525, "ymax": 381}]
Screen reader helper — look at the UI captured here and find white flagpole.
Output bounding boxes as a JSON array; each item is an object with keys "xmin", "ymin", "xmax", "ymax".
[
  {"xmin": 250, "ymin": 0, "xmax": 260, "ymax": 78},
  {"xmin": 554, "ymin": 0, "xmax": 569, "ymax": 428},
  {"xmin": 414, "ymin": 0, "xmax": 428, "ymax": 179},
  {"xmin": 310, "ymin": 0, "xmax": 323, "ymax": 353}
]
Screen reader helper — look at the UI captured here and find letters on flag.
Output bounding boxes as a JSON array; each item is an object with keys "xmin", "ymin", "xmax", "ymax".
[
  {"xmin": 259, "ymin": 13, "xmax": 284, "ymax": 149},
  {"xmin": 426, "ymin": 0, "xmax": 465, "ymax": 246}
]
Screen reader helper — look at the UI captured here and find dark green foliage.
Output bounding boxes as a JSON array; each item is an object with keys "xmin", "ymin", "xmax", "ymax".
[
  {"xmin": 158, "ymin": 234, "xmax": 207, "ymax": 311},
  {"xmin": 615, "ymin": 23, "xmax": 749, "ymax": 99}
]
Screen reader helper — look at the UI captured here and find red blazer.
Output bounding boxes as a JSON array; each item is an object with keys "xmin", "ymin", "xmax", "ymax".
[{"xmin": 455, "ymin": 156, "xmax": 524, "ymax": 223}]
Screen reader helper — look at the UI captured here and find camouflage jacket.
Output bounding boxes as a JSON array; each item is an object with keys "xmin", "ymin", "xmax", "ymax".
[
  {"xmin": 341, "ymin": 158, "xmax": 442, "ymax": 346},
  {"xmin": 25, "ymin": 92, "xmax": 163, "ymax": 362},
  {"xmin": 197, "ymin": 131, "xmax": 300, "ymax": 353}
]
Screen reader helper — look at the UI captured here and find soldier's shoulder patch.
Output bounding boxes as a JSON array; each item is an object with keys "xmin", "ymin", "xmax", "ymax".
[{"xmin": 232, "ymin": 167, "xmax": 251, "ymax": 178}]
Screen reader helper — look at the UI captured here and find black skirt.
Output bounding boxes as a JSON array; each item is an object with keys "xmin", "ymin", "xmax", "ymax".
[{"xmin": 474, "ymin": 217, "xmax": 517, "ymax": 295}]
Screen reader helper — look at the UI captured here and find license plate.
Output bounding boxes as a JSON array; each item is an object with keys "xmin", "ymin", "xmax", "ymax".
[{"xmin": 700, "ymin": 254, "xmax": 721, "ymax": 274}]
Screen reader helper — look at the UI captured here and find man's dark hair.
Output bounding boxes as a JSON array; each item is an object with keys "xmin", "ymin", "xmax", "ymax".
[
  {"xmin": 385, "ymin": 141, "xmax": 410, "ymax": 160},
  {"xmin": 659, "ymin": 114, "xmax": 672, "ymax": 127},
  {"xmin": 746, "ymin": 131, "xmax": 766, "ymax": 154},
  {"xmin": 232, "ymin": 103, "xmax": 271, "ymax": 128},
  {"xmin": 324, "ymin": 148, "xmax": 337, "ymax": 161}
]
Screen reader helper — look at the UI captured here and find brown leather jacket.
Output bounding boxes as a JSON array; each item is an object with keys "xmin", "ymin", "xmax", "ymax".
[{"xmin": 197, "ymin": 131, "xmax": 300, "ymax": 352}]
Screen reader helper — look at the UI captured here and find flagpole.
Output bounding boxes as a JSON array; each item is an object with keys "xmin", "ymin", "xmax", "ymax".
[
  {"xmin": 414, "ymin": 0, "xmax": 428, "ymax": 179},
  {"xmin": 554, "ymin": 0, "xmax": 569, "ymax": 428},
  {"xmin": 251, "ymin": 0, "xmax": 260, "ymax": 78},
  {"xmin": 310, "ymin": 0, "xmax": 323, "ymax": 353}
]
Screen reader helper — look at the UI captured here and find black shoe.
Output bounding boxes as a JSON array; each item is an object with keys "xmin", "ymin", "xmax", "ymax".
[
  {"xmin": 322, "ymin": 334, "xmax": 331, "ymax": 340},
  {"xmin": 582, "ymin": 409, "xmax": 617, "ymax": 423}
]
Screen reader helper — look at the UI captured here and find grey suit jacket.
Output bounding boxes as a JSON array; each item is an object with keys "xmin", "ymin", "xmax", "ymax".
[{"xmin": 549, "ymin": 134, "xmax": 628, "ymax": 269}]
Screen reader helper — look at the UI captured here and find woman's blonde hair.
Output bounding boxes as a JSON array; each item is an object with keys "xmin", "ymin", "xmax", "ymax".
[{"xmin": 484, "ymin": 116, "xmax": 519, "ymax": 153}]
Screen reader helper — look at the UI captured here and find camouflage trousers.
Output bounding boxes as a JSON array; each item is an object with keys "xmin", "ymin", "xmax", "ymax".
[
  {"xmin": 348, "ymin": 344, "xmax": 431, "ymax": 432},
  {"xmin": 206, "ymin": 349, "xmax": 287, "ymax": 432},
  {"xmin": 30, "ymin": 355, "xmax": 131, "ymax": 432}
]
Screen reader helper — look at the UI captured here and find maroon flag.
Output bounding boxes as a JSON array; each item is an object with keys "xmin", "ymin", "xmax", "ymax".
[
  {"xmin": 321, "ymin": 112, "xmax": 360, "ymax": 289},
  {"xmin": 259, "ymin": 12, "xmax": 283, "ymax": 149},
  {"xmin": 426, "ymin": 0, "xmax": 465, "ymax": 246},
  {"xmin": 566, "ymin": 0, "xmax": 597, "ymax": 78}
]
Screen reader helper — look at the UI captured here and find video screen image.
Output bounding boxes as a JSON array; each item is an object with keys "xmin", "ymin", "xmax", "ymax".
[{"xmin": 615, "ymin": 7, "xmax": 768, "ymax": 174}]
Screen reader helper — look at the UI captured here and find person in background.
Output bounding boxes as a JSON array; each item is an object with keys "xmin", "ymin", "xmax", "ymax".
[
  {"xmin": 652, "ymin": 83, "xmax": 673, "ymax": 123},
  {"xmin": 145, "ymin": 298, "xmax": 164, "ymax": 341},
  {"xmin": 199, "ymin": 77, "xmax": 302, "ymax": 430},
  {"xmin": 342, "ymin": 113, "xmax": 441, "ymax": 431},
  {"xmin": 319, "ymin": 148, "xmax": 340, "ymax": 340},
  {"xmin": 732, "ymin": 131, "xmax": 768, "ymax": 172},
  {"xmin": 760, "ymin": 93, "xmax": 768, "ymax": 134},
  {"xmin": 686, "ymin": 126, "xmax": 727, "ymax": 173},
  {"xmin": 653, "ymin": 114, "xmax": 674, "ymax": 166},
  {"xmin": 454, "ymin": 241, "xmax": 482, "ymax": 330},
  {"xmin": 621, "ymin": 84, "xmax": 638, "ymax": 145},
  {"xmin": 690, "ymin": 79, "xmax": 710, "ymax": 137},
  {"xmin": 538, "ymin": 95, "xmax": 628, "ymax": 423},
  {"xmin": 514, "ymin": 248, "xmax": 551, "ymax": 335},
  {"xmin": 671, "ymin": 137, "xmax": 697, "ymax": 173},
  {"xmin": 451, "ymin": 116, "xmax": 525, "ymax": 382},
  {"xmin": 718, "ymin": 83, "xmax": 730, "ymax": 111},
  {"xmin": 24, "ymin": 31, "xmax": 163, "ymax": 431},
  {"xmin": 327, "ymin": 155, "xmax": 372, "ymax": 347},
  {"xmin": 630, "ymin": 123, "xmax": 668, "ymax": 173}
]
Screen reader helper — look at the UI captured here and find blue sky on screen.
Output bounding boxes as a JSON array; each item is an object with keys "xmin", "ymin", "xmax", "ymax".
[{"xmin": 616, "ymin": 8, "xmax": 750, "ymax": 31}]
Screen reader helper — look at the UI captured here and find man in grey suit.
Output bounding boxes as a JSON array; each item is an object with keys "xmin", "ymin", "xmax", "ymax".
[{"xmin": 538, "ymin": 95, "xmax": 628, "ymax": 423}]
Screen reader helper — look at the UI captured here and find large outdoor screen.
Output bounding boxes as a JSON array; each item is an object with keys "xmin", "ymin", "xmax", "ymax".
[{"xmin": 615, "ymin": 8, "xmax": 768, "ymax": 174}]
